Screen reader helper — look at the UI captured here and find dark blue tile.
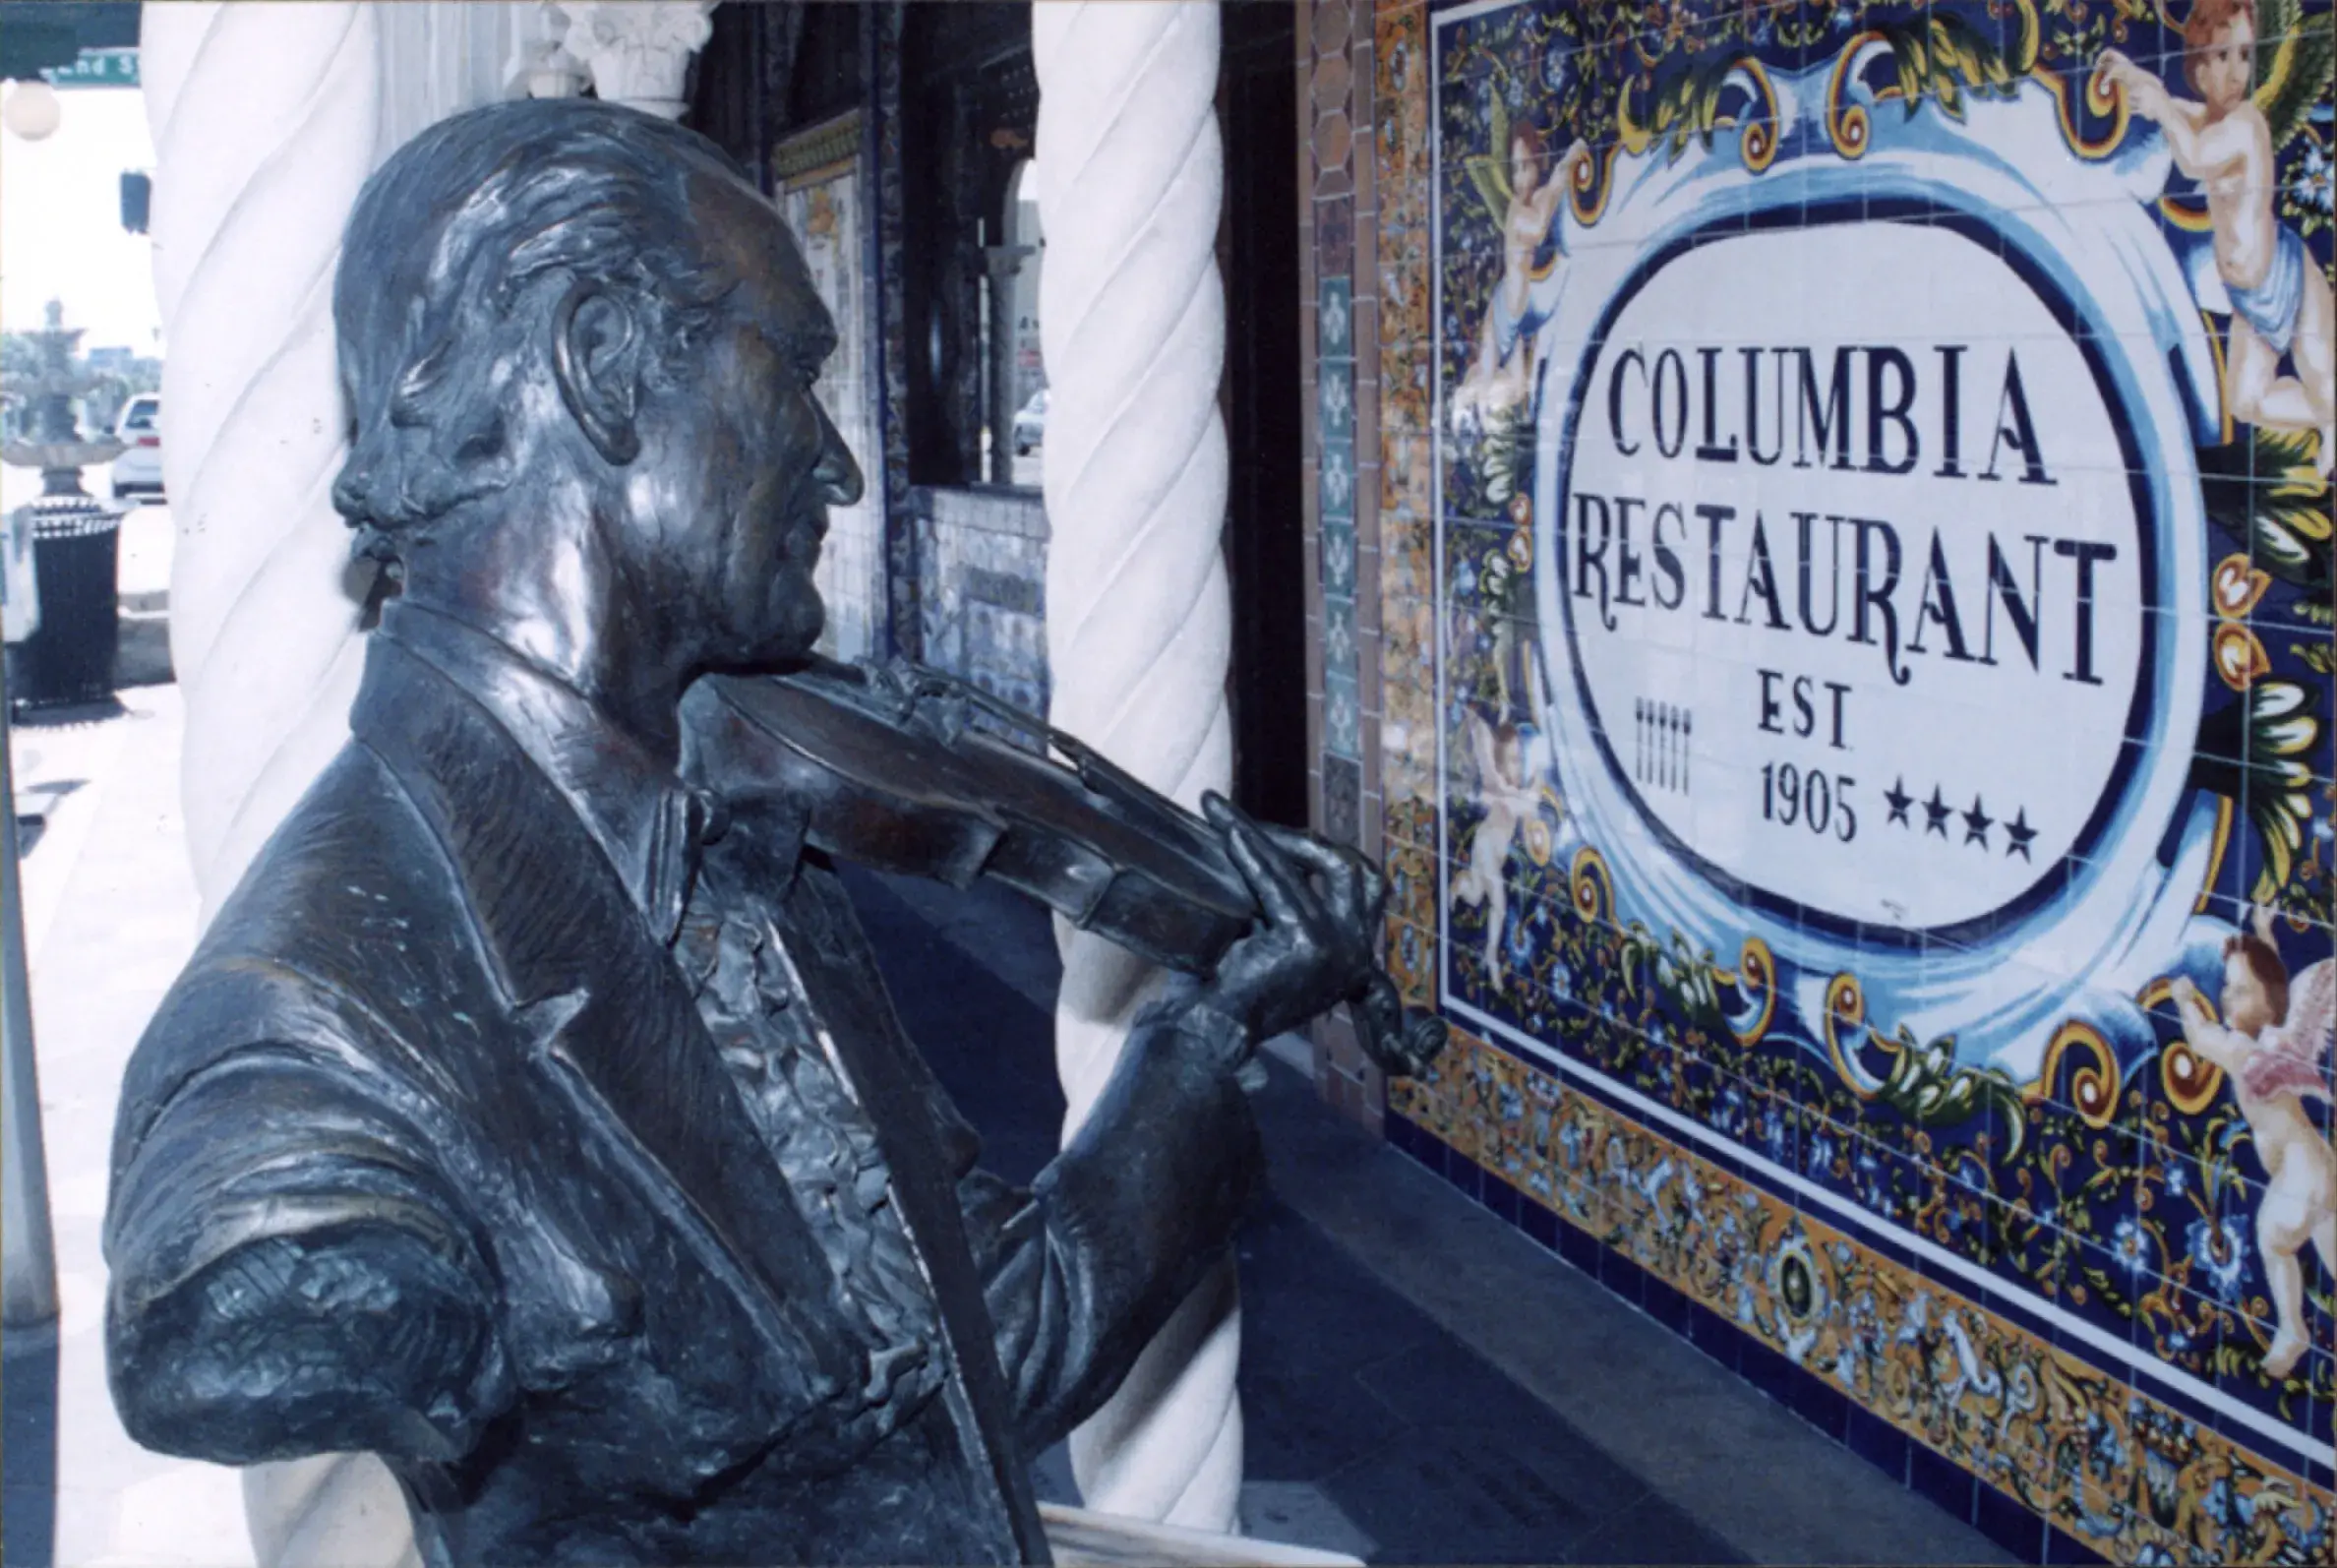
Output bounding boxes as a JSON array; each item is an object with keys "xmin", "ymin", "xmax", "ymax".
[
  {"xmin": 1383, "ymin": 1112, "xmax": 1418, "ymax": 1161},
  {"xmin": 1739, "ymin": 1337, "xmax": 1797, "ymax": 1410},
  {"xmin": 1685, "ymin": 1300, "xmax": 1741, "ymax": 1373},
  {"xmin": 1440, "ymin": 1146, "xmax": 1482, "ymax": 1203},
  {"xmin": 1846, "ymin": 1405, "xmax": 1907, "ymax": 1484},
  {"xmin": 1642, "ymin": 1276, "xmax": 1689, "ymax": 1337},
  {"xmin": 1909, "ymin": 1441, "xmax": 1977, "ymax": 1526},
  {"xmin": 1556, "ymin": 1213, "xmax": 1601, "ymax": 1277},
  {"xmin": 1483, "ymin": 1173, "xmax": 1520, "ymax": 1226},
  {"xmin": 1519, "ymin": 1197, "xmax": 1557, "ymax": 1251},
  {"xmin": 2045, "ymin": 1524, "xmax": 2109, "ymax": 1565},
  {"xmin": 1789, "ymin": 1370, "xmax": 1850, "ymax": 1445},
  {"xmin": 1976, "ymin": 1482, "xmax": 2044, "ymax": 1563},
  {"xmin": 1599, "ymin": 1246, "xmax": 1648, "ymax": 1308}
]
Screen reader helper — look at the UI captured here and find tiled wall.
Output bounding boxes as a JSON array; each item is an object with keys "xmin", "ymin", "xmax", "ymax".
[
  {"xmin": 913, "ymin": 486, "xmax": 1049, "ymax": 719},
  {"xmin": 1324, "ymin": 1, "xmax": 2337, "ymax": 1562},
  {"xmin": 1305, "ymin": 0, "xmax": 1399, "ymax": 1129}
]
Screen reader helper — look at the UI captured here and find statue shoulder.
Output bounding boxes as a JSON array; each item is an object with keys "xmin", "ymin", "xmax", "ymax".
[{"xmin": 113, "ymin": 745, "xmax": 508, "ymax": 1191}]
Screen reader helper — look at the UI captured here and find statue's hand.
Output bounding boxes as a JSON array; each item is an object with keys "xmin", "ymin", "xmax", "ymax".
[{"xmin": 1189, "ymin": 793, "xmax": 1385, "ymax": 1052}]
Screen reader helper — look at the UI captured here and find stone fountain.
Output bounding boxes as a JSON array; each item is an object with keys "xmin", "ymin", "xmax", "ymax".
[{"xmin": 3, "ymin": 301, "xmax": 126, "ymax": 706}]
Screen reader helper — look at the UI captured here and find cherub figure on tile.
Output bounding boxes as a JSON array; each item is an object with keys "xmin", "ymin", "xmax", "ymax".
[
  {"xmin": 1450, "ymin": 107, "xmax": 1591, "ymax": 428},
  {"xmin": 1452, "ymin": 659, "xmax": 1556, "ymax": 995},
  {"xmin": 2169, "ymin": 907, "xmax": 2335, "ymax": 1379},
  {"xmin": 2097, "ymin": 0, "xmax": 2335, "ymax": 476}
]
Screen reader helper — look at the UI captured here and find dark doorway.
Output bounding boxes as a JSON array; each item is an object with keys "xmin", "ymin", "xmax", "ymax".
[{"xmin": 1221, "ymin": 1, "xmax": 1306, "ymax": 830}]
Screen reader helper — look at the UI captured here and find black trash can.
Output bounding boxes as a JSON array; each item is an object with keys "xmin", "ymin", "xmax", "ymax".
[{"xmin": 14, "ymin": 501, "xmax": 120, "ymax": 709}]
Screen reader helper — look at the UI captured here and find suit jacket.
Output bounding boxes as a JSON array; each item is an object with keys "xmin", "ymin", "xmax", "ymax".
[{"xmin": 103, "ymin": 616, "xmax": 1265, "ymax": 1566}]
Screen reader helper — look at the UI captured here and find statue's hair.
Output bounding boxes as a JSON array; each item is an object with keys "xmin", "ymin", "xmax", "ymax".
[{"xmin": 331, "ymin": 98, "xmax": 754, "ymax": 548}]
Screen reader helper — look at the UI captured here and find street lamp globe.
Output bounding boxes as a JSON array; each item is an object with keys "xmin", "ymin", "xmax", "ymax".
[{"xmin": 3, "ymin": 82, "xmax": 61, "ymax": 143}]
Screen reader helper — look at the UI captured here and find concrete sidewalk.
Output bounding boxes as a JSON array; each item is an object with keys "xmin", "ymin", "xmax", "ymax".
[{"xmin": 9, "ymin": 684, "xmax": 252, "ymax": 1568}]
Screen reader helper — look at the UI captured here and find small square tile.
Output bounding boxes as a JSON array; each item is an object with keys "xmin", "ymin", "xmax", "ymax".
[
  {"xmin": 1318, "ymin": 274, "xmax": 1355, "ymax": 360},
  {"xmin": 1976, "ymin": 1481, "xmax": 2044, "ymax": 1563},
  {"xmin": 1324, "ymin": 594, "xmax": 1359, "ymax": 681},
  {"xmin": 1323, "ymin": 753, "xmax": 1362, "ymax": 845},
  {"xmin": 1555, "ymin": 1211, "xmax": 1600, "ymax": 1277},
  {"xmin": 1909, "ymin": 1440, "xmax": 1977, "ymax": 1525},
  {"xmin": 1790, "ymin": 1373, "xmax": 1850, "ymax": 1446},
  {"xmin": 1318, "ymin": 359, "xmax": 1356, "ymax": 443},
  {"xmin": 1519, "ymin": 1194, "xmax": 1557, "ymax": 1252},
  {"xmin": 1440, "ymin": 1143, "xmax": 1482, "ymax": 1203},
  {"xmin": 1321, "ymin": 516, "xmax": 1357, "ymax": 595},
  {"xmin": 1739, "ymin": 1335, "xmax": 1799, "ymax": 1411},
  {"xmin": 1643, "ymin": 1275, "xmax": 1689, "ymax": 1336},
  {"xmin": 1686, "ymin": 1298, "xmax": 1742, "ymax": 1374},
  {"xmin": 1319, "ymin": 440, "xmax": 1358, "ymax": 521},
  {"xmin": 1847, "ymin": 1405, "xmax": 1909, "ymax": 1484}
]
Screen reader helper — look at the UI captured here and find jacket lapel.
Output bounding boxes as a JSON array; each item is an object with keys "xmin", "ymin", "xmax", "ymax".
[
  {"xmin": 769, "ymin": 864, "xmax": 1052, "ymax": 1565},
  {"xmin": 349, "ymin": 638, "xmax": 864, "ymax": 1414}
]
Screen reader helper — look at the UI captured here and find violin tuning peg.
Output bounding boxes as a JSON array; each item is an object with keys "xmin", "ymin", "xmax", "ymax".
[{"xmin": 1350, "ymin": 973, "xmax": 1448, "ymax": 1081}]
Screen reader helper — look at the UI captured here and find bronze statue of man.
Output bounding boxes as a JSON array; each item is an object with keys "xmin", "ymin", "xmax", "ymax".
[{"xmin": 103, "ymin": 100, "xmax": 1381, "ymax": 1566}]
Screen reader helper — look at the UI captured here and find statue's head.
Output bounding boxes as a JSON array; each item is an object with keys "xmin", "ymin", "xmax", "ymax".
[{"xmin": 330, "ymin": 97, "xmax": 862, "ymax": 673}]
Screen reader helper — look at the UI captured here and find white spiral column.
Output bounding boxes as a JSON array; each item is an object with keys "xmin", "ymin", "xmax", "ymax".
[
  {"xmin": 146, "ymin": 1, "xmax": 385, "ymax": 920},
  {"xmin": 1034, "ymin": 1, "xmax": 1243, "ymax": 1533},
  {"xmin": 142, "ymin": 9, "xmax": 558, "ymax": 1563}
]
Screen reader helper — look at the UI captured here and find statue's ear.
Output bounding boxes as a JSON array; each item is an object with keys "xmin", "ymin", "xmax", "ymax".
[{"xmin": 551, "ymin": 282, "xmax": 645, "ymax": 465}]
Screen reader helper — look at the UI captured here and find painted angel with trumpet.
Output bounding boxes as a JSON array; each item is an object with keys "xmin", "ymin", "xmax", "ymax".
[{"xmin": 2169, "ymin": 906, "xmax": 2335, "ymax": 1380}]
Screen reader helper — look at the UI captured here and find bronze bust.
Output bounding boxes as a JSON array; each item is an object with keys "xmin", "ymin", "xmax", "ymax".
[{"xmin": 103, "ymin": 100, "xmax": 1386, "ymax": 1566}]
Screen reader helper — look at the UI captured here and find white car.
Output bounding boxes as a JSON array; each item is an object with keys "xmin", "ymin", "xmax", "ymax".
[
  {"xmin": 1013, "ymin": 389, "xmax": 1047, "ymax": 455},
  {"xmin": 111, "ymin": 393, "xmax": 163, "ymax": 499}
]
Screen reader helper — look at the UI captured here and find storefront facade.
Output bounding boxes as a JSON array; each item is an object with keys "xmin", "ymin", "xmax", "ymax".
[{"xmin": 1304, "ymin": 1, "xmax": 2337, "ymax": 1561}]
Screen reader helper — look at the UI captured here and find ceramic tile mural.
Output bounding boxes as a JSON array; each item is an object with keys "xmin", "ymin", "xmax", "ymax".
[
  {"xmin": 1372, "ymin": 0, "xmax": 2337, "ymax": 1558},
  {"xmin": 913, "ymin": 488, "xmax": 1049, "ymax": 719}
]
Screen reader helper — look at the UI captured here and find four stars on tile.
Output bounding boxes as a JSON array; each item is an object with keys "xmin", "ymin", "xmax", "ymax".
[{"xmin": 1885, "ymin": 777, "xmax": 2036, "ymax": 860}]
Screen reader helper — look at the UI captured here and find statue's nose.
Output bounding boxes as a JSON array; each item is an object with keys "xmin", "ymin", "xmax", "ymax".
[{"xmin": 814, "ymin": 405, "xmax": 863, "ymax": 507}]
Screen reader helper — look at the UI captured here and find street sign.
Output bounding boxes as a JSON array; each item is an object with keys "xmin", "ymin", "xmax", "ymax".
[{"xmin": 41, "ymin": 47, "xmax": 135, "ymax": 90}]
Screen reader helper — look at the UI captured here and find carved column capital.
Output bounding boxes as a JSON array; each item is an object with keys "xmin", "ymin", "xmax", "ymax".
[
  {"xmin": 554, "ymin": 0, "xmax": 714, "ymax": 120},
  {"xmin": 505, "ymin": 0, "xmax": 589, "ymax": 100}
]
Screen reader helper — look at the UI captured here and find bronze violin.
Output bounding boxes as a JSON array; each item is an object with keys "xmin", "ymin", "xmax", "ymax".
[{"xmin": 683, "ymin": 656, "xmax": 1447, "ymax": 1080}]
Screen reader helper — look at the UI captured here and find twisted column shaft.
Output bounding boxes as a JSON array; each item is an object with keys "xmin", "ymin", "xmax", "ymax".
[
  {"xmin": 143, "ymin": 11, "xmax": 515, "ymax": 1562},
  {"xmin": 1034, "ymin": 0, "xmax": 1242, "ymax": 1532},
  {"xmin": 147, "ymin": 1, "xmax": 385, "ymax": 919}
]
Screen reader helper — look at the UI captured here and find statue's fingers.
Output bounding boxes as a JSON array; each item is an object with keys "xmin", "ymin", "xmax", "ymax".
[
  {"xmin": 1207, "ymin": 795, "xmax": 1308, "ymax": 928},
  {"xmin": 1250, "ymin": 819, "xmax": 1376, "ymax": 923}
]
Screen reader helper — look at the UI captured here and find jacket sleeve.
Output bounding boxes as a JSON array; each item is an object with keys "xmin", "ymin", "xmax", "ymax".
[
  {"xmin": 105, "ymin": 1044, "xmax": 512, "ymax": 1467},
  {"xmin": 960, "ymin": 999, "xmax": 1266, "ymax": 1455}
]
